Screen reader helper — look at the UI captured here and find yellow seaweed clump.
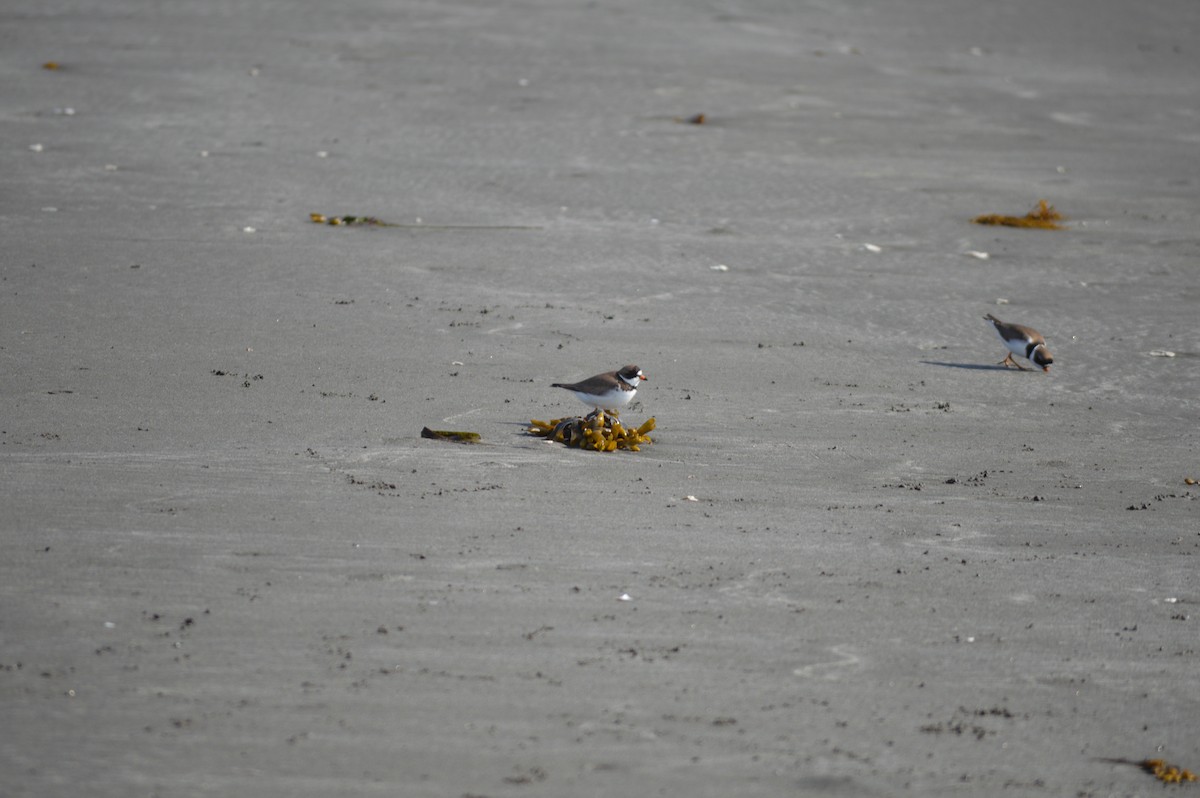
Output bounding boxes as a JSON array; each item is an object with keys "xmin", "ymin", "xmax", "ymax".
[
  {"xmin": 1142, "ymin": 759, "xmax": 1197, "ymax": 784},
  {"xmin": 973, "ymin": 199, "xmax": 1065, "ymax": 230},
  {"xmin": 528, "ymin": 413, "xmax": 655, "ymax": 452}
]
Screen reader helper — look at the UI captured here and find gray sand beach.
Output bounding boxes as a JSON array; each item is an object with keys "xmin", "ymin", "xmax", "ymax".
[{"xmin": 3, "ymin": 1, "xmax": 1198, "ymax": 795}]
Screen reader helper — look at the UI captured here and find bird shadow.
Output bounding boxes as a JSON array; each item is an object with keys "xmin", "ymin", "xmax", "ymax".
[{"xmin": 921, "ymin": 360, "xmax": 1014, "ymax": 371}]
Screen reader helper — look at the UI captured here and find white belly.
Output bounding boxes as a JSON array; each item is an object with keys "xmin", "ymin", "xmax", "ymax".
[
  {"xmin": 1002, "ymin": 336, "xmax": 1030, "ymax": 360},
  {"xmin": 571, "ymin": 386, "xmax": 635, "ymax": 410}
]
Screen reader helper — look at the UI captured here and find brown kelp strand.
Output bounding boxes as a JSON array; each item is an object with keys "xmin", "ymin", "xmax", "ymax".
[
  {"xmin": 972, "ymin": 199, "xmax": 1065, "ymax": 229},
  {"xmin": 421, "ymin": 427, "xmax": 482, "ymax": 444}
]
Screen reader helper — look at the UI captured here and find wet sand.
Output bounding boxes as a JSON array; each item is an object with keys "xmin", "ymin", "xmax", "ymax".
[{"xmin": 2, "ymin": 1, "xmax": 1198, "ymax": 795}]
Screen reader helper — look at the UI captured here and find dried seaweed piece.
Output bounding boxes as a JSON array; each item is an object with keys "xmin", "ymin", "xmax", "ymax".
[
  {"xmin": 311, "ymin": 213, "xmax": 389, "ymax": 226},
  {"xmin": 528, "ymin": 413, "xmax": 655, "ymax": 452},
  {"xmin": 1100, "ymin": 758, "xmax": 1197, "ymax": 784},
  {"xmin": 1142, "ymin": 759, "xmax": 1198, "ymax": 784},
  {"xmin": 973, "ymin": 199, "xmax": 1065, "ymax": 230},
  {"xmin": 42, "ymin": 62, "xmax": 61, "ymax": 70},
  {"xmin": 674, "ymin": 113, "xmax": 706, "ymax": 125},
  {"xmin": 421, "ymin": 427, "xmax": 481, "ymax": 443}
]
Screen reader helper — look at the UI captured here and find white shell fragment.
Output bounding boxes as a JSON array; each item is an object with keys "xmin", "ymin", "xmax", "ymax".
[
  {"xmin": 617, "ymin": 593, "xmax": 632, "ymax": 602},
  {"xmin": 863, "ymin": 243, "xmax": 882, "ymax": 253},
  {"xmin": 711, "ymin": 264, "xmax": 729, "ymax": 271},
  {"xmin": 1148, "ymin": 350, "xmax": 1176, "ymax": 358},
  {"xmin": 684, "ymin": 495, "xmax": 699, "ymax": 502},
  {"xmin": 964, "ymin": 250, "xmax": 989, "ymax": 260}
]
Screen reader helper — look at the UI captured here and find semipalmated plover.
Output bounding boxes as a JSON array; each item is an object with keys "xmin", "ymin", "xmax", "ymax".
[
  {"xmin": 552, "ymin": 365, "xmax": 646, "ymax": 413},
  {"xmin": 985, "ymin": 314, "xmax": 1053, "ymax": 372}
]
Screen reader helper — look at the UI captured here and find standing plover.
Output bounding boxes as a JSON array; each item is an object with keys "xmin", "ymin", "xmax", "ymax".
[{"xmin": 552, "ymin": 365, "xmax": 647, "ymax": 413}]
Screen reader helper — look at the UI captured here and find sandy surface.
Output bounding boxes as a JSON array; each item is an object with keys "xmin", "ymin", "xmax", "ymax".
[{"xmin": 3, "ymin": 0, "xmax": 1199, "ymax": 795}]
